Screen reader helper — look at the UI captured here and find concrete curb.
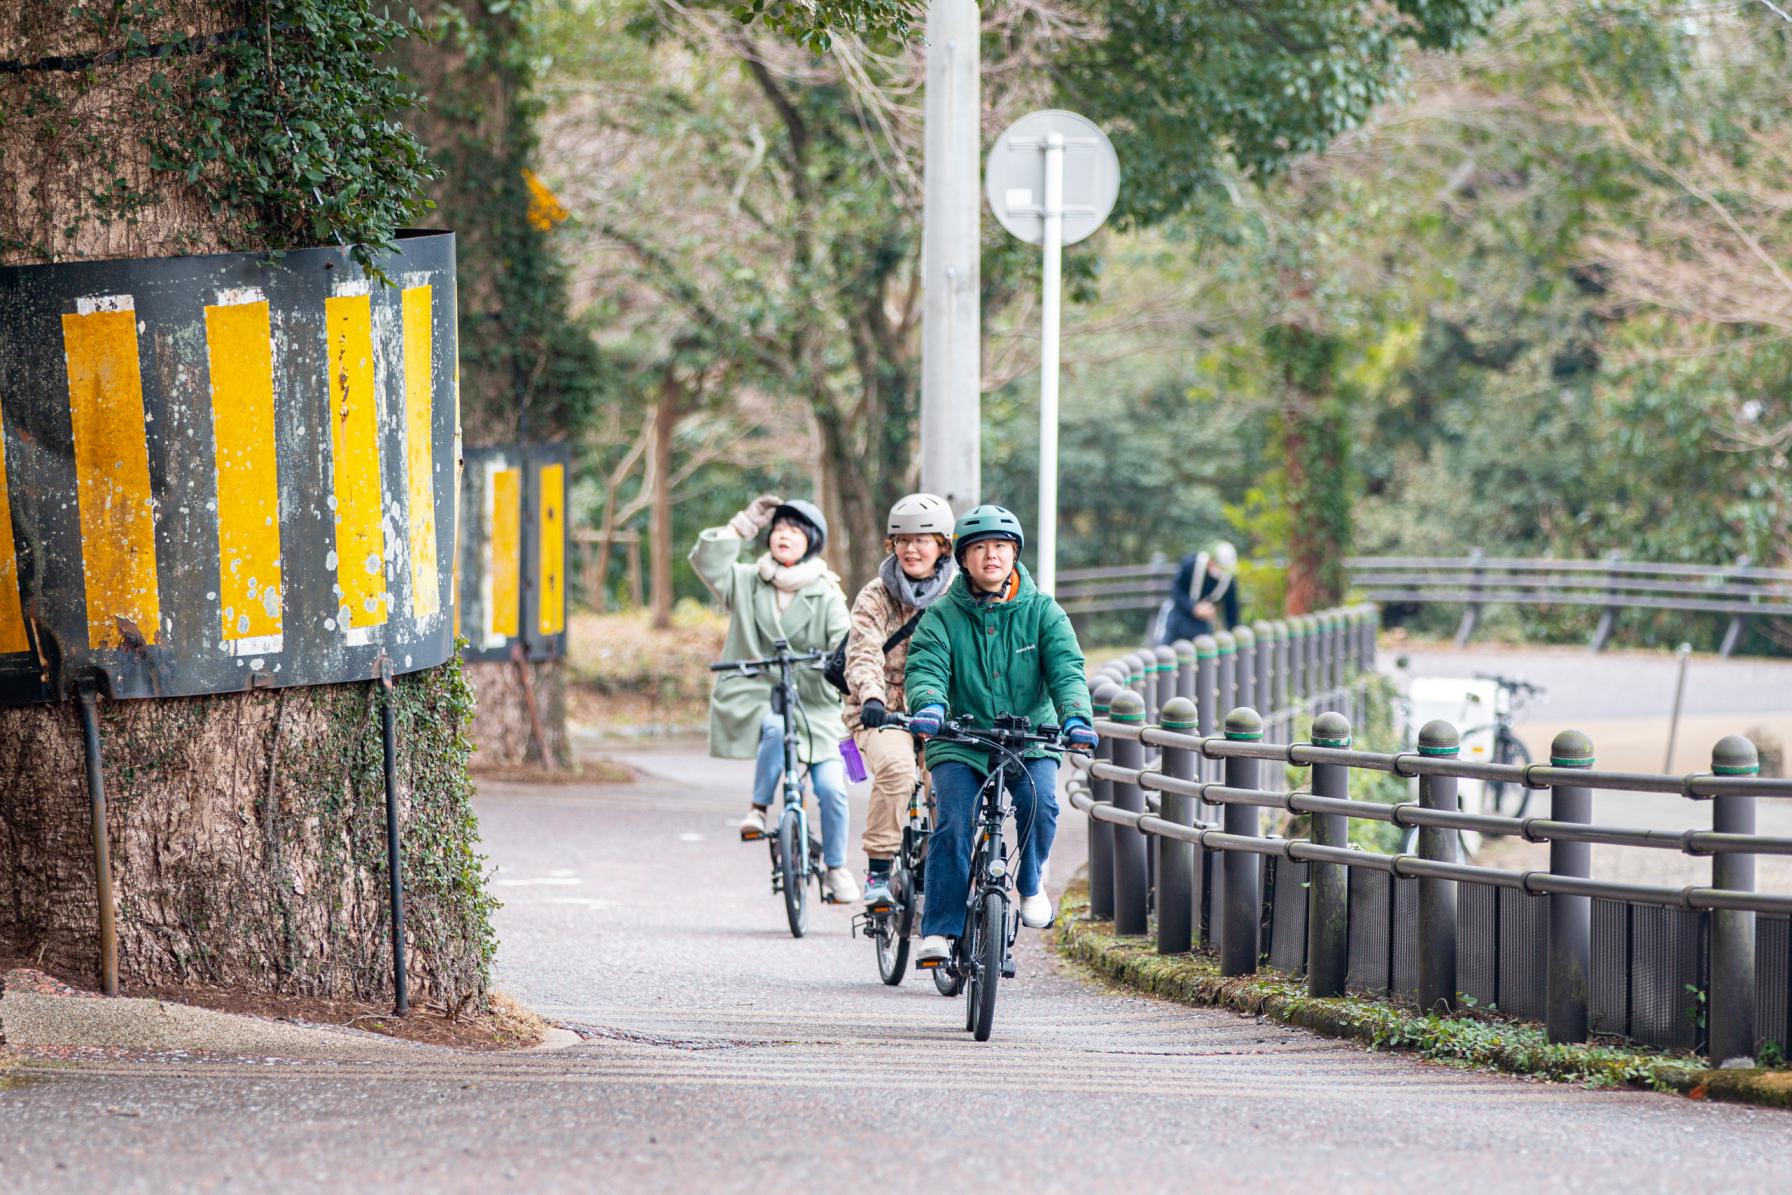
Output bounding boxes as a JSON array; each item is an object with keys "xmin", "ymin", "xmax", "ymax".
[{"xmin": 1054, "ymin": 885, "xmax": 1792, "ymax": 1111}]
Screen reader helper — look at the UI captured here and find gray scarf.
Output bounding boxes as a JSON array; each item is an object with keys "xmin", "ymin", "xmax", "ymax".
[{"xmin": 880, "ymin": 553, "xmax": 956, "ymax": 611}]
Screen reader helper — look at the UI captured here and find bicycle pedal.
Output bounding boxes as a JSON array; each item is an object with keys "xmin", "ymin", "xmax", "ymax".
[
  {"xmin": 915, "ymin": 956, "xmax": 943, "ymax": 970},
  {"xmin": 740, "ymin": 829, "xmax": 766, "ymax": 842}
]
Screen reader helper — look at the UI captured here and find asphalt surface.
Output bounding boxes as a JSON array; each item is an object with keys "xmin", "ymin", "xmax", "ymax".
[{"xmin": 3, "ymin": 743, "xmax": 1790, "ymax": 1192}]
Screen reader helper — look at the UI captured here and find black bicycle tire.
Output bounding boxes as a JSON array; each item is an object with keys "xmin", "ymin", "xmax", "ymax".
[
  {"xmin": 932, "ymin": 954, "xmax": 963, "ymax": 996},
  {"xmin": 779, "ymin": 814, "xmax": 808, "ymax": 938},
  {"xmin": 1487, "ymin": 730, "xmax": 1534, "ymax": 819},
  {"xmin": 876, "ymin": 868, "xmax": 911, "ymax": 986},
  {"xmin": 963, "ymin": 900, "xmax": 981, "ymax": 1033},
  {"xmin": 972, "ymin": 891, "xmax": 1004, "ymax": 1042}
]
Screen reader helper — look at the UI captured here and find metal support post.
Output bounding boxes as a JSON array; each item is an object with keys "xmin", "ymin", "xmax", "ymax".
[
  {"xmin": 1087, "ymin": 682, "xmax": 1118, "ymax": 922},
  {"xmin": 1546, "ymin": 730, "xmax": 1594, "ymax": 1044},
  {"xmin": 1213, "ymin": 631, "xmax": 1236, "ymax": 733},
  {"xmin": 1288, "ymin": 618, "xmax": 1307, "ymax": 706},
  {"xmin": 1271, "ymin": 620, "xmax": 1292, "ymax": 716},
  {"xmin": 1153, "ymin": 645, "xmax": 1178, "ymax": 724},
  {"xmin": 1220, "ymin": 708, "xmax": 1263, "ymax": 976},
  {"xmin": 76, "ymin": 681, "xmax": 118, "ymax": 997},
  {"xmin": 380, "ymin": 666, "xmax": 411, "ymax": 1016},
  {"xmin": 1306, "ymin": 712, "xmax": 1351, "ymax": 997},
  {"xmin": 1157, "ymin": 698, "xmax": 1200, "ymax": 954},
  {"xmin": 1664, "ymin": 642, "xmax": 1692, "ymax": 772},
  {"xmin": 1194, "ymin": 636, "xmax": 1218, "ymax": 782},
  {"xmin": 1709, "ymin": 735, "xmax": 1759, "ymax": 1063},
  {"xmin": 1233, "ymin": 625, "xmax": 1256, "ymax": 713},
  {"xmin": 1417, "ymin": 720, "xmax": 1461, "ymax": 1013},
  {"xmin": 1251, "ymin": 622, "xmax": 1273, "ymax": 721},
  {"xmin": 1454, "ymin": 547, "xmax": 1484, "ymax": 647},
  {"xmin": 1305, "ymin": 616, "xmax": 1322, "ymax": 711},
  {"xmin": 1173, "ymin": 639, "xmax": 1196, "ymax": 703},
  {"xmin": 1109, "ymin": 691, "xmax": 1149, "ymax": 936},
  {"xmin": 1035, "ymin": 131, "xmax": 1065, "ymax": 594},
  {"xmin": 1589, "ymin": 550, "xmax": 1624, "ymax": 652}
]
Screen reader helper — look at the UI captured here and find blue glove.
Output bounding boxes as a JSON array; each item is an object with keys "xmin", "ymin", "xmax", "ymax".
[
  {"xmin": 1062, "ymin": 716, "xmax": 1098, "ymax": 750},
  {"xmin": 909, "ymin": 705, "xmax": 945, "ymax": 737}
]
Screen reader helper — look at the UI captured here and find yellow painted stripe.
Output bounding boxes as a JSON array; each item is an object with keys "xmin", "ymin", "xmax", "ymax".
[
  {"xmin": 402, "ymin": 285, "xmax": 439, "ymax": 619},
  {"xmin": 0, "ymin": 395, "xmax": 25, "ymax": 653},
  {"xmin": 489, "ymin": 467, "xmax": 521, "ymax": 640},
  {"xmin": 63, "ymin": 305, "xmax": 160, "ymax": 649},
  {"xmin": 204, "ymin": 297, "xmax": 283, "ymax": 644},
  {"xmin": 537, "ymin": 463, "xmax": 565, "ymax": 637},
  {"xmin": 324, "ymin": 292, "xmax": 387, "ymax": 629}
]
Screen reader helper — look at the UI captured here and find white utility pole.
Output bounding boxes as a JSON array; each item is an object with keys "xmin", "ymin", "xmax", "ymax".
[
  {"xmin": 918, "ymin": 0, "xmax": 981, "ymax": 516},
  {"xmin": 1036, "ymin": 133, "xmax": 1064, "ymax": 596}
]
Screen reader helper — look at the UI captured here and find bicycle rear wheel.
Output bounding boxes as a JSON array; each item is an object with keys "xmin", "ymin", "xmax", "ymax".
[
  {"xmin": 1485, "ymin": 731, "xmax": 1533, "ymax": 819},
  {"xmin": 778, "ymin": 813, "xmax": 808, "ymax": 938},
  {"xmin": 876, "ymin": 868, "xmax": 912, "ymax": 985},
  {"xmin": 962, "ymin": 902, "xmax": 981, "ymax": 1032},
  {"xmin": 971, "ymin": 891, "xmax": 1004, "ymax": 1041}
]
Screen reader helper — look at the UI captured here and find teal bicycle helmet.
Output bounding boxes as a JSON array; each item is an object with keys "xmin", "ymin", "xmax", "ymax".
[{"xmin": 952, "ymin": 504, "xmax": 1024, "ymax": 563}]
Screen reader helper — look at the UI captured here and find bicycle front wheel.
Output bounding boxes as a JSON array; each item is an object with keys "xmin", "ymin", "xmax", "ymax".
[
  {"xmin": 971, "ymin": 891, "xmax": 1005, "ymax": 1042},
  {"xmin": 778, "ymin": 814, "xmax": 808, "ymax": 938},
  {"xmin": 1486, "ymin": 732, "xmax": 1533, "ymax": 819},
  {"xmin": 876, "ymin": 867, "xmax": 912, "ymax": 985}
]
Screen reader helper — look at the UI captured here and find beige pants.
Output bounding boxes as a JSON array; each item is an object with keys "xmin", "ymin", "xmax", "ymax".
[{"xmin": 855, "ymin": 726, "xmax": 918, "ymax": 859}]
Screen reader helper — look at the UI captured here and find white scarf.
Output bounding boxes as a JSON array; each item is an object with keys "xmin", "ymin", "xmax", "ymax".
[{"xmin": 757, "ymin": 553, "xmax": 832, "ymax": 614}]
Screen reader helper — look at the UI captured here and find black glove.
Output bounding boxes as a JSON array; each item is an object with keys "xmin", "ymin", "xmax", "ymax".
[{"xmin": 860, "ymin": 699, "xmax": 887, "ymax": 729}]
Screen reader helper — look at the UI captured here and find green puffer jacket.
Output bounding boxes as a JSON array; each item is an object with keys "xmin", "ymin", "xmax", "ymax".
[{"xmin": 904, "ymin": 563, "xmax": 1092, "ymax": 773}]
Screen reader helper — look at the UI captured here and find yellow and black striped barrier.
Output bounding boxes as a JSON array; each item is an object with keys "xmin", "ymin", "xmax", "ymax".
[
  {"xmin": 0, "ymin": 232, "xmax": 460, "ymax": 704},
  {"xmin": 456, "ymin": 443, "xmax": 569, "ymax": 664}
]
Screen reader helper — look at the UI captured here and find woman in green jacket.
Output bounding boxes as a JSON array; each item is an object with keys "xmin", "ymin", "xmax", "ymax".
[
  {"xmin": 903, "ymin": 505, "xmax": 1098, "ymax": 965},
  {"xmin": 690, "ymin": 494, "xmax": 858, "ymax": 903}
]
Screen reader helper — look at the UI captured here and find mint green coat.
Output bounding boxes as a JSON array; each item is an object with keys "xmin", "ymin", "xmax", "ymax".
[
  {"xmin": 689, "ymin": 528, "xmax": 849, "ymax": 763},
  {"xmin": 903, "ymin": 564, "xmax": 1093, "ymax": 773}
]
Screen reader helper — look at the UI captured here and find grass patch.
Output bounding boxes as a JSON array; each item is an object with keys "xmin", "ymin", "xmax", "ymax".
[{"xmin": 1055, "ymin": 882, "xmax": 1792, "ymax": 1108}]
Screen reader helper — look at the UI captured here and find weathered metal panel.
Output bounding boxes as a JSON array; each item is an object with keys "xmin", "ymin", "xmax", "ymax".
[
  {"xmin": 1630, "ymin": 905, "xmax": 1707, "ymax": 1052},
  {"xmin": 0, "ymin": 233, "xmax": 460, "ymax": 703},
  {"xmin": 1457, "ymin": 881, "xmax": 1499, "ymax": 1009},
  {"xmin": 1590, "ymin": 899, "xmax": 1630, "ymax": 1037},
  {"xmin": 457, "ymin": 442, "xmax": 568, "ymax": 664},
  {"xmin": 1497, "ymin": 889, "xmax": 1548, "ymax": 1020},
  {"xmin": 1390, "ymin": 876, "xmax": 1420, "ymax": 1001},
  {"xmin": 1757, "ymin": 915, "xmax": 1790, "ymax": 1055},
  {"xmin": 1347, "ymin": 867, "xmax": 1391, "ymax": 994},
  {"xmin": 1269, "ymin": 856, "xmax": 1309, "ymax": 974}
]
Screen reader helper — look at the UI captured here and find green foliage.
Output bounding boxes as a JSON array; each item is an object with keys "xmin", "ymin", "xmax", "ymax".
[
  {"xmin": 136, "ymin": 0, "xmax": 438, "ymax": 268},
  {"xmin": 730, "ymin": 0, "xmax": 921, "ymax": 53}
]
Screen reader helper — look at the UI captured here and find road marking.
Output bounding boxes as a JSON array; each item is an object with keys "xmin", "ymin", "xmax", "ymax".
[
  {"xmin": 204, "ymin": 291, "xmax": 284, "ymax": 653},
  {"xmin": 324, "ymin": 289, "xmax": 387, "ymax": 631},
  {"xmin": 62, "ymin": 295, "xmax": 160, "ymax": 648},
  {"xmin": 401, "ymin": 284, "xmax": 438, "ymax": 620}
]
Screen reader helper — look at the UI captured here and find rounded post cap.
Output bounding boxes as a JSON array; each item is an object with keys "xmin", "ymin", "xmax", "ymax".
[
  {"xmin": 1550, "ymin": 729, "xmax": 1595, "ymax": 768},
  {"xmin": 1417, "ymin": 719, "xmax": 1461, "ymax": 756},
  {"xmin": 1270, "ymin": 619, "xmax": 1291, "ymax": 637},
  {"xmin": 1224, "ymin": 706, "xmax": 1264, "ymax": 740},
  {"xmin": 1310, "ymin": 710, "xmax": 1352, "ymax": 748},
  {"xmin": 1154, "ymin": 644, "xmax": 1179, "ymax": 667},
  {"xmin": 1231, "ymin": 625, "xmax": 1255, "ymax": 649},
  {"xmin": 1159, "ymin": 696, "xmax": 1198, "ymax": 730},
  {"xmin": 1251, "ymin": 620, "xmax": 1275, "ymax": 641},
  {"xmin": 1193, "ymin": 634, "xmax": 1218, "ymax": 660},
  {"xmin": 1712, "ymin": 735, "xmax": 1761, "ymax": 776},
  {"xmin": 1090, "ymin": 679, "xmax": 1120, "ymax": 712},
  {"xmin": 1213, "ymin": 629, "xmax": 1236, "ymax": 654},
  {"xmin": 1109, "ymin": 689, "xmax": 1147, "ymax": 724},
  {"xmin": 1172, "ymin": 638, "xmax": 1196, "ymax": 661}
]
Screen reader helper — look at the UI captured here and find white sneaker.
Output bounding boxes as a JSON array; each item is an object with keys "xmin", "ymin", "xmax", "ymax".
[
  {"xmin": 1019, "ymin": 892, "xmax": 1054, "ymax": 929},
  {"xmin": 738, "ymin": 807, "xmax": 767, "ymax": 840},
  {"xmin": 917, "ymin": 935, "xmax": 951, "ymax": 966},
  {"xmin": 825, "ymin": 867, "xmax": 860, "ymax": 903}
]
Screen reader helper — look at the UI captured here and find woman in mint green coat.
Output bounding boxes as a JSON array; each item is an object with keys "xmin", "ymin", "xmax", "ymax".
[{"xmin": 689, "ymin": 494, "xmax": 857, "ymax": 902}]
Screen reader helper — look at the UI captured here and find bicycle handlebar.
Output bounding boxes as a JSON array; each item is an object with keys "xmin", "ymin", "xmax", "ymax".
[
  {"xmin": 1472, "ymin": 671, "xmax": 1546, "ymax": 697},
  {"xmin": 880, "ymin": 710, "xmax": 1092, "ymax": 755},
  {"xmin": 708, "ymin": 648, "xmax": 827, "ymax": 674}
]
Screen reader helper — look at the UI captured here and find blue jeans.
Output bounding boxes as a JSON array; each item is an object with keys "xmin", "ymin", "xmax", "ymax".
[
  {"xmin": 921, "ymin": 758, "xmax": 1059, "ymax": 938},
  {"xmin": 752, "ymin": 714, "xmax": 849, "ymax": 869}
]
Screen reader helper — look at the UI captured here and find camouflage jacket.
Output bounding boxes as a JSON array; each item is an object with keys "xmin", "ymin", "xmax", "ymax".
[{"xmin": 842, "ymin": 576, "xmax": 920, "ymax": 733}]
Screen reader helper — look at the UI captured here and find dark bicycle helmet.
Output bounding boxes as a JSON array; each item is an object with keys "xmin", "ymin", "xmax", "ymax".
[
  {"xmin": 770, "ymin": 499, "xmax": 827, "ymax": 561},
  {"xmin": 952, "ymin": 504, "xmax": 1024, "ymax": 563}
]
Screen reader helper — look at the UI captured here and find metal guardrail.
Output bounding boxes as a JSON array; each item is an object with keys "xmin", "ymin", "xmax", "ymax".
[
  {"xmin": 1057, "ymin": 553, "xmax": 1792, "ymax": 655},
  {"xmin": 1067, "ymin": 690, "xmax": 1792, "ymax": 1062}
]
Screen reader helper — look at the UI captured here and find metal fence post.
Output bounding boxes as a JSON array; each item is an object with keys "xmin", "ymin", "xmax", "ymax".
[
  {"xmin": 1590, "ymin": 550, "xmax": 1624, "ymax": 652},
  {"xmin": 1088, "ymin": 680, "xmax": 1118, "ymax": 922},
  {"xmin": 1221, "ymin": 707, "xmax": 1263, "ymax": 977},
  {"xmin": 1307, "ymin": 711, "xmax": 1351, "ymax": 997},
  {"xmin": 1547, "ymin": 729, "xmax": 1594, "ymax": 1044},
  {"xmin": 1304, "ymin": 615, "xmax": 1323, "ymax": 711},
  {"xmin": 1455, "ymin": 546, "xmax": 1484, "ymax": 647},
  {"xmin": 1233, "ymin": 625, "xmax": 1256, "ymax": 713},
  {"xmin": 1194, "ymin": 635, "xmax": 1218, "ymax": 781},
  {"xmin": 1288, "ymin": 617, "xmax": 1307, "ymax": 706},
  {"xmin": 1157, "ymin": 697, "xmax": 1200, "ymax": 955},
  {"xmin": 1173, "ymin": 639, "xmax": 1196, "ymax": 703},
  {"xmin": 1110, "ymin": 690, "xmax": 1149, "ymax": 936},
  {"xmin": 1127, "ymin": 651, "xmax": 1148, "ymax": 705},
  {"xmin": 1251, "ymin": 620, "xmax": 1274, "ymax": 726},
  {"xmin": 1154, "ymin": 644, "xmax": 1179, "ymax": 723},
  {"xmin": 1709, "ymin": 734, "xmax": 1760, "ymax": 1063},
  {"xmin": 1214, "ymin": 630, "xmax": 1237, "ymax": 731},
  {"xmin": 1271, "ymin": 619, "xmax": 1292, "ymax": 716},
  {"xmin": 1417, "ymin": 720, "xmax": 1460, "ymax": 1014}
]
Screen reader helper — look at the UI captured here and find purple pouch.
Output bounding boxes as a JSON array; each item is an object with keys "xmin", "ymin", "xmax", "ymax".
[{"xmin": 839, "ymin": 736, "xmax": 868, "ymax": 784}]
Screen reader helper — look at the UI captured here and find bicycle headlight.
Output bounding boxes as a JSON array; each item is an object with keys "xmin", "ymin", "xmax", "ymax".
[{"xmin": 989, "ymin": 860, "xmax": 1007, "ymax": 879}]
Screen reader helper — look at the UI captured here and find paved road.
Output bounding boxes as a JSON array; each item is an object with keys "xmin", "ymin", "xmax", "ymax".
[{"xmin": 3, "ymin": 746, "xmax": 1789, "ymax": 1192}]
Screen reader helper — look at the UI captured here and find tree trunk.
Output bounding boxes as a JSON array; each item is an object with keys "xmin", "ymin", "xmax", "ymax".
[
  {"xmin": 649, "ymin": 377, "xmax": 682, "ymax": 630},
  {"xmin": 0, "ymin": 5, "xmax": 492, "ymax": 1006},
  {"xmin": 461, "ymin": 659, "xmax": 570, "ymax": 770}
]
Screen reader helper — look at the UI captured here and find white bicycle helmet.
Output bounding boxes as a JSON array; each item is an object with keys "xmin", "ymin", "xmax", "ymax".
[{"xmin": 886, "ymin": 493, "xmax": 954, "ymax": 538}]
